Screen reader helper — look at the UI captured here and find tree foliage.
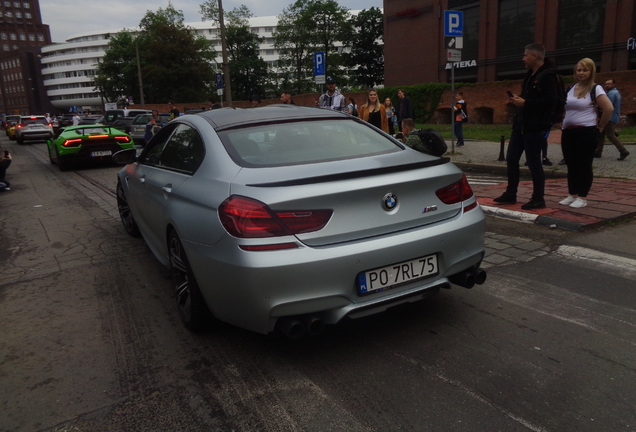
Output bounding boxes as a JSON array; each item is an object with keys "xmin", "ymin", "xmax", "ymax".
[
  {"xmin": 93, "ymin": 31, "xmax": 139, "ymax": 103},
  {"xmin": 95, "ymin": 5, "xmax": 216, "ymax": 104},
  {"xmin": 199, "ymin": 1, "xmax": 268, "ymax": 101},
  {"xmin": 343, "ymin": 7, "xmax": 384, "ymax": 88},
  {"xmin": 274, "ymin": 0, "xmax": 350, "ymax": 94}
]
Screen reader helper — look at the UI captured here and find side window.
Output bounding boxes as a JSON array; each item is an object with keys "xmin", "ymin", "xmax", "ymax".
[
  {"xmin": 158, "ymin": 124, "xmax": 205, "ymax": 173},
  {"xmin": 139, "ymin": 123, "xmax": 177, "ymax": 166}
]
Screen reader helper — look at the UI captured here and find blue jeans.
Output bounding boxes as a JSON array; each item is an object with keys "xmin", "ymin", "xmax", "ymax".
[
  {"xmin": 453, "ymin": 121, "xmax": 464, "ymax": 145},
  {"xmin": 505, "ymin": 127, "xmax": 545, "ymax": 201}
]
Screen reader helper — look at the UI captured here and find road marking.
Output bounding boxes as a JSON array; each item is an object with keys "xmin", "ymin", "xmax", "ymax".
[{"xmin": 555, "ymin": 245, "xmax": 636, "ymax": 279}]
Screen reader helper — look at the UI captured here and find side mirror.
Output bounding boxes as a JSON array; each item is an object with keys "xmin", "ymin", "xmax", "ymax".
[{"xmin": 112, "ymin": 148, "xmax": 138, "ymax": 165}]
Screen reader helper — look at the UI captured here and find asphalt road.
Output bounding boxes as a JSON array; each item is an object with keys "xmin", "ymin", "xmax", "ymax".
[{"xmin": 1, "ymin": 139, "xmax": 635, "ymax": 432}]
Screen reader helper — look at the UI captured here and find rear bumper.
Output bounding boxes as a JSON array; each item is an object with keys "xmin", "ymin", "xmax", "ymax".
[
  {"xmin": 183, "ymin": 204, "xmax": 486, "ymax": 334},
  {"xmin": 18, "ymin": 131, "xmax": 53, "ymax": 141}
]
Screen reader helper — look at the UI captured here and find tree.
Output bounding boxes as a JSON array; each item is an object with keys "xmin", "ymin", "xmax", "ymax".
[
  {"xmin": 274, "ymin": 0, "xmax": 350, "ymax": 94},
  {"xmin": 343, "ymin": 7, "xmax": 384, "ymax": 88},
  {"xmin": 274, "ymin": 0, "xmax": 315, "ymax": 95},
  {"xmin": 94, "ymin": 31, "xmax": 139, "ymax": 103},
  {"xmin": 200, "ymin": 2, "xmax": 268, "ymax": 101},
  {"xmin": 95, "ymin": 5, "xmax": 216, "ymax": 104},
  {"xmin": 303, "ymin": 0, "xmax": 350, "ymax": 79}
]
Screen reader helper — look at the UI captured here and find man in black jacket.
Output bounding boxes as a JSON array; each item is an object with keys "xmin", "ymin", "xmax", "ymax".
[
  {"xmin": 396, "ymin": 89, "xmax": 413, "ymax": 132},
  {"xmin": 494, "ymin": 42, "xmax": 558, "ymax": 210}
]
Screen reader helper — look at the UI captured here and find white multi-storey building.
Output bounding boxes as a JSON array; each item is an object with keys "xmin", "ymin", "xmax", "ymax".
[{"xmin": 40, "ymin": 13, "xmax": 360, "ymax": 113}]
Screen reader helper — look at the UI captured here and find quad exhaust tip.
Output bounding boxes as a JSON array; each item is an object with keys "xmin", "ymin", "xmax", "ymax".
[
  {"xmin": 277, "ymin": 315, "xmax": 325, "ymax": 340},
  {"xmin": 449, "ymin": 267, "xmax": 487, "ymax": 289}
]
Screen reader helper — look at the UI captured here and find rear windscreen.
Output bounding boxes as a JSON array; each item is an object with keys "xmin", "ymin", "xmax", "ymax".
[
  {"xmin": 217, "ymin": 119, "xmax": 401, "ymax": 167},
  {"xmin": 21, "ymin": 118, "xmax": 48, "ymax": 125}
]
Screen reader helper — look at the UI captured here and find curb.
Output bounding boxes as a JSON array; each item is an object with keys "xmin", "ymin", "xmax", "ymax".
[
  {"xmin": 454, "ymin": 162, "xmax": 569, "ymax": 178},
  {"xmin": 480, "ymin": 205, "xmax": 539, "ymax": 224},
  {"xmin": 481, "ymin": 205, "xmax": 589, "ymax": 231}
]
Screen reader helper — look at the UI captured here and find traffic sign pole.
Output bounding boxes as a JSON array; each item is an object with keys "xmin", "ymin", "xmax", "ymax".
[{"xmin": 444, "ymin": 10, "xmax": 463, "ymax": 154}]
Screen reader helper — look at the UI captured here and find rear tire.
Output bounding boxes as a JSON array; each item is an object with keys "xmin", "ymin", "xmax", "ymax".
[
  {"xmin": 169, "ymin": 231, "xmax": 210, "ymax": 331},
  {"xmin": 116, "ymin": 181, "xmax": 141, "ymax": 237},
  {"xmin": 16, "ymin": 137, "xmax": 23, "ymax": 145},
  {"xmin": 56, "ymin": 148, "xmax": 70, "ymax": 171},
  {"xmin": 48, "ymin": 144, "xmax": 56, "ymax": 164}
]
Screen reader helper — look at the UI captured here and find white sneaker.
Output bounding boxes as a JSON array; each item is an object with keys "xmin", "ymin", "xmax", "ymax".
[
  {"xmin": 569, "ymin": 198, "xmax": 587, "ymax": 208},
  {"xmin": 559, "ymin": 195, "xmax": 576, "ymax": 205}
]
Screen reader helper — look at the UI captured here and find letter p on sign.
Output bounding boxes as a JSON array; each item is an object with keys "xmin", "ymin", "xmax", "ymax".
[{"xmin": 444, "ymin": 11, "xmax": 463, "ymax": 37}]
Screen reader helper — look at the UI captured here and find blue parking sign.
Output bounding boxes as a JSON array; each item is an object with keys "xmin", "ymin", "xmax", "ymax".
[
  {"xmin": 313, "ymin": 52, "xmax": 325, "ymax": 76},
  {"xmin": 444, "ymin": 11, "xmax": 463, "ymax": 37},
  {"xmin": 216, "ymin": 72, "xmax": 223, "ymax": 90}
]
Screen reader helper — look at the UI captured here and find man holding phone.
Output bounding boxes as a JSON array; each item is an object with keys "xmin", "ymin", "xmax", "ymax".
[
  {"xmin": 0, "ymin": 149, "xmax": 12, "ymax": 191},
  {"xmin": 493, "ymin": 43, "xmax": 558, "ymax": 210}
]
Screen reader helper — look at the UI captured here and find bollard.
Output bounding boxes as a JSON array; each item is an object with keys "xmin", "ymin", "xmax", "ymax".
[{"xmin": 498, "ymin": 134, "xmax": 506, "ymax": 161}]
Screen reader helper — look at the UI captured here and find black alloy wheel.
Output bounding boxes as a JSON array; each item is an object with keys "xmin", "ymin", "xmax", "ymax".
[
  {"xmin": 169, "ymin": 231, "xmax": 209, "ymax": 331},
  {"xmin": 116, "ymin": 181, "xmax": 141, "ymax": 237}
]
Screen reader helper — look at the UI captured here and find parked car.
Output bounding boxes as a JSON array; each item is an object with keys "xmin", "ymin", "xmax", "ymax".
[
  {"xmin": 129, "ymin": 113, "xmax": 170, "ymax": 145},
  {"xmin": 4, "ymin": 115, "xmax": 21, "ymax": 137},
  {"xmin": 57, "ymin": 114, "xmax": 76, "ymax": 128},
  {"xmin": 15, "ymin": 115, "xmax": 54, "ymax": 144},
  {"xmin": 102, "ymin": 109, "xmax": 151, "ymax": 126},
  {"xmin": 79, "ymin": 115, "xmax": 104, "ymax": 125},
  {"xmin": 113, "ymin": 106, "xmax": 486, "ymax": 337},
  {"xmin": 47, "ymin": 124, "xmax": 134, "ymax": 171},
  {"xmin": 7, "ymin": 124, "xmax": 16, "ymax": 140}
]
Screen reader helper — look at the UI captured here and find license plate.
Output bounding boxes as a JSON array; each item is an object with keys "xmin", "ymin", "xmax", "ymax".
[
  {"xmin": 357, "ymin": 254, "xmax": 438, "ymax": 295},
  {"xmin": 91, "ymin": 150, "xmax": 112, "ymax": 157}
]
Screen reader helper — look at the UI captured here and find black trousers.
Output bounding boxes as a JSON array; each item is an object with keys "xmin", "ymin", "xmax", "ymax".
[
  {"xmin": 561, "ymin": 127, "xmax": 598, "ymax": 198},
  {"xmin": 505, "ymin": 127, "xmax": 545, "ymax": 201}
]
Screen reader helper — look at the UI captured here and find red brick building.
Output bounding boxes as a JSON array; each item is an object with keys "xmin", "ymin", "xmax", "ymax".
[
  {"xmin": 0, "ymin": 0, "xmax": 55, "ymax": 116},
  {"xmin": 384, "ymin": 0, "xmax": 635, "ymax": 85},
  {"xmin": 383, "ymin": 0, "xmax": 636, "ymax": 125}
]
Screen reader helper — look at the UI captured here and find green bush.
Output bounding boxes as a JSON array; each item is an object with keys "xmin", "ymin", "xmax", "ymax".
[{"xmin": 379, "ymin": 83, "xmax": 455, "ymax": 123}]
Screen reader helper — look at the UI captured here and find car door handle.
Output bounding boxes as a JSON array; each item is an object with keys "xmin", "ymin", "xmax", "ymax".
[
  {"xmin": 139, "ymin": 176, "xmax": 146, "ymax": 185},
  {"xmin": 162, "ymin": 185, "xmax": 172, "ymax": 194}
]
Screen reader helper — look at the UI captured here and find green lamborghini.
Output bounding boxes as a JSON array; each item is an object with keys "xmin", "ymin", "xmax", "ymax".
[{"xmin": 47, "ymin": 125, "xmax": 134, "ymax": 171}]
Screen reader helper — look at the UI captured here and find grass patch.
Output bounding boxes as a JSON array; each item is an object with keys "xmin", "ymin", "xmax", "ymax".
[{"xmin": 418, "ymin": 123, "xmax": 636, "ymax": 143}]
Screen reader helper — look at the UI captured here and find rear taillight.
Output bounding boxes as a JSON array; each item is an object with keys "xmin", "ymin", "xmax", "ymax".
[
  {"xmin": 16, "ymin": 124, "xmax": 23, "ymax": 129},
  {"xmin": 219, "ymin": 196, "xmax": 332, "ymax": 238},
  {"xmin": 115, "ymin": 135, "xmax": 131, "ymax": 143},
  {"xmin": 435, "ymin": 174, "xmax": 474, "ymax": 205},
  {"xmin": 63, "ymin": 138, "xmax": 83, "ymax": 147}
]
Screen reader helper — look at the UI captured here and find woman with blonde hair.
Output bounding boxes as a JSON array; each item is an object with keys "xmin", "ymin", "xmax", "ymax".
[
  {"xmin": 358, "ymin": 89, "xmax": 389, "ymax": 133},
  {"xmin": 559, "ymin": 57, "xmax": 613, "ymax": 209}
]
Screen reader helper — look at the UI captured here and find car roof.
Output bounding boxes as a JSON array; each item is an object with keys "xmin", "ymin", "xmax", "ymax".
[{"xmin": 197, "ymin": 105, "xmax": 349, "ymax": 130}]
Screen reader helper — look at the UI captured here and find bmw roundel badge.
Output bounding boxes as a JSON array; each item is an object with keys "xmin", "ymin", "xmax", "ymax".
[{"xmin": 383, "ymin": 193, "xmax": 398, "ymax": 211}]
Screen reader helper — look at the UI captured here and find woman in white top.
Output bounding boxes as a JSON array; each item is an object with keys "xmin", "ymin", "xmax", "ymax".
[{"xmin": 559, "ymin": 58, "xmax": 613, "ymax": 209}]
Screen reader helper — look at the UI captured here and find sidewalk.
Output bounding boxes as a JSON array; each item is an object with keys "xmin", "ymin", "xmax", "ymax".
[{"xmin": 447, "ymin": 137, "xmax": 636, "ymax": 230}]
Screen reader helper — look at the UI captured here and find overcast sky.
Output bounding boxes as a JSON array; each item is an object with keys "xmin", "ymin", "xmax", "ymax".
[{"xmin": 40, "ymin": 0, "xmax": 383, "ymax": 43}]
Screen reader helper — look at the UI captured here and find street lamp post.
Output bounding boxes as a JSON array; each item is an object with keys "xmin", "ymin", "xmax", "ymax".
[
  {"xmin": 135, "ymin": 40, "xmax": 145, "ymax": 109},
  {"xmin": 218, "ymin": 0, "xmax": 232, "ymax": 107}
]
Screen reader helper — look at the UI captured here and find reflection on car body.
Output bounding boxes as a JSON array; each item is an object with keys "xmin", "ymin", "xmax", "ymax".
[{"xmin": 114, "ymin": 106, "xmax": 487, "ymax": 338}]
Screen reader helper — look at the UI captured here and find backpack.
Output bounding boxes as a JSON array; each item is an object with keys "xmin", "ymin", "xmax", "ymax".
[
  {"xmin": 415, "ymin": 129, "xmax": 448, "ymax": 157},
  {"xmin": 535, "ymin": 69, "xmax": 567, "ymax": 124}
]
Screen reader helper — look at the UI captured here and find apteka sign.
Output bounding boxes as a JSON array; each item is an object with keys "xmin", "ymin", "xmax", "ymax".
[{"xmin": 445, "ymin": 60, "xmax": 477, "ymax": 69}]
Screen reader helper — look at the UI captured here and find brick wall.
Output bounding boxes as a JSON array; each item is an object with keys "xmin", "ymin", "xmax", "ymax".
[
  {"xmin": 436, "ymin": 70, "xmax": 636, "ymax": 126},
  {"xmin": 142, "ymin": 69, "xmax": 636, "ymax": 126}
]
